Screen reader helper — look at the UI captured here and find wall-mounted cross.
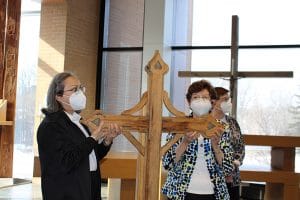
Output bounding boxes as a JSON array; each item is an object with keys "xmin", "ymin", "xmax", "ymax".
[
  {"xmin": 178, "ymin": 15, "xmax": 293, "ymax": 118},
  {"xmin": 82, "ymin": 51, "xmax": 225, "ymax": 200}
]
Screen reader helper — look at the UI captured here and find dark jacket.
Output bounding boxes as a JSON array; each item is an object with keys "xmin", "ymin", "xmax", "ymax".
[{"xmin": 37, "ymin": 110, "xmax": 111, "ymax": 200}]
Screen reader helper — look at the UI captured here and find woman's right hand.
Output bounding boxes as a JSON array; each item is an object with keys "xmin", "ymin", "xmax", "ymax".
[
  {"xmin": 91, "ymin": 121, "xmax": 108, "ymax": 141},
  {"xmin": 183, "ymin": 131, "xmax": 199, "ymax": 144},
  {"xmin": 175, "ymin": 131, "xmax": 199, "ymax": 162}
]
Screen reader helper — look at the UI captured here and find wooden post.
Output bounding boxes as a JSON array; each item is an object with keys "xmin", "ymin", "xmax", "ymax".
[
  {"xmin": 230, "ymin": 15, "xmax": 239, "ymax": 118},
  {"xmin": 0, "ymin": 0, "xmax": 6, "ymax": 150},
  {"xmin": 0, "ymin": 0, "xmax": 21, "ymax": 177},
  {"xmin": 265, "ymin": 147, "xmax": 296, "ymax": 199},
  {"xmin": 144, "ymin": 52, "xmax": 168, "ymax": 199},
  {"xmin": 0, "ymin": 0, "xmax": 7, "ymax": 95}
]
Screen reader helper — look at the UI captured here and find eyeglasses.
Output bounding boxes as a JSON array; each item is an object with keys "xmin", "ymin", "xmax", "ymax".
[
  {"xmin": 220, "ymin": 97, "xmax": 231, "ymax": 102},
  {"xmin": 64, "ymin": 85, "xmax": 86, "ymax": 93},
  {"xmin": 191, "ymin": 96, "xmax": 210, "ymax": 101}
]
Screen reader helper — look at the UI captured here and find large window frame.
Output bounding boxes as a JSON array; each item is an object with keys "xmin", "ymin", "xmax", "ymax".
[{"xmin": 96, "ymin": 0, "xmax": 144, "ymax": 109}]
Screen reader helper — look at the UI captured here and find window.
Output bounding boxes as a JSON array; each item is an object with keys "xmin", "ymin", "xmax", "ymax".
[
  {"xmin": 171, "ymin": 0, "xmax": 300, "ymax": 171},
  {"xmin": 99, "ymin": 0, "xmax": 144, "ymax": 152},
  {"xmin": 13, "ymin": 0, "xmax": 40, "ymax": 179}
]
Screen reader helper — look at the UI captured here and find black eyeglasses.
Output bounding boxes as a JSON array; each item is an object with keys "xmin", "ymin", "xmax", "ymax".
[{"xmin": 64, "ymin": 85, "xmax": 86, "ymax": 93}]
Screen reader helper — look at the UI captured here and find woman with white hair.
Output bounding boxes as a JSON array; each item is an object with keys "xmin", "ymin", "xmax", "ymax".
[{"xmin": 37, "ymin": 72, "xmax": 121, "ymax": 200}]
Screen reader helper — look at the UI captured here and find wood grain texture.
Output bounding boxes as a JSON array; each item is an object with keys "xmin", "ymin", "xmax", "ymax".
[
  {"xmin": 144, "ymin": 50, "xmax": 167, "ymax": 200},
  {"xmin": 0, "ymin": 0, "xmax": 6, "ymax": 96},
  {"xmin": 0, "ymin": 0, "xmax": 21, "ymax": 177},
  {"xmin": 42, "ymin": 0, "xmax": 65, "ymax": 4},
  {"xmin": 0, "ymin": 121, "xmax": 13, "ymax": 126},
  {"xmin": 81, "ymin": 51, "xmax": 226, "ymax": 199},
  {"xmin": 244, "ymin": 134, "xmax": 300, "ymax": 147},
  {"xmin": 81, "ymin": 113, "xmax": 224, "ymax": 138}
]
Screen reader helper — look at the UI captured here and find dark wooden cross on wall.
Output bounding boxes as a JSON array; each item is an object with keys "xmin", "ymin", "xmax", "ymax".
[{"xmin": 178, "ymin": 15, "xmax": 293, "ymax": 118}]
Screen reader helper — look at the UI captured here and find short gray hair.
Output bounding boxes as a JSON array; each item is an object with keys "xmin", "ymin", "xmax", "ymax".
[{"xmin": 42, "ymin": 72, "xmax": 75, "ymax": 113}]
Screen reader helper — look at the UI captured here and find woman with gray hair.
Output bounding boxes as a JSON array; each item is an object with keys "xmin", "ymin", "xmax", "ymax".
[{"xmin": 37, "ymin": 72, "xmax": 121, "ymax": 200}]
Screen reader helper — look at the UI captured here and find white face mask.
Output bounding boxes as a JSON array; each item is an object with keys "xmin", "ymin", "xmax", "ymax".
[
  {"xmin": 62, "ymin": 90, "xmax": 86, "ymax": 111},
  {"xmin": 220, "ymin": 100, "xmax": 232, "ymax": 114},
  {"xmin": 190, "ymin": 99, "xmax": 212, "ymax": 116}
]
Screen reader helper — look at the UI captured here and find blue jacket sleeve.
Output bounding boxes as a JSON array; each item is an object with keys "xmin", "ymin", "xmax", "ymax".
[
  {"xmin": 162, "ymin": 133, "xmax": 181, "ymax": 170},
  {"xmin": 218, "ymin": 131, "xmax": 234, "ymax": 176}
]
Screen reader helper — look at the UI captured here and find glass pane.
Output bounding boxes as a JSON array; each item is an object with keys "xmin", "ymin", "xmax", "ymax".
[
  {"xmin": 172, "ymin": 48, "xmax": 300, "ymax": 172},
  {"xmin": 296, "ymin": 147, "xmax": 300, "ymax": 172},
  {"xmin": 171, "ymin": 50, "xmax": 231, "ymax": 114},
  {"xmin": 173, "ymin": 0, "xmax": 300, "ymax": 45},
  {"xmin": 101, "ymin": 52, "xmax": 142, "ymax": 152},
  {"xmin": 239, "ymin": 49, "xmax": 299, "ymax": 71},
  {"xmin": 13, "ymin": 0, "xmax": 41, "ymax": 179},
  {"xmin": 172, "ymin": 0, "xmax": 193, "ymax": 46},
  {"xmin": 171, "ymin": 50, "xmax": 192, "ymax": 113},
  {"xmin": 191, "ymin": 50, "xmax": 231, "ymax": 71},
  {"xmin": 237, "ymin": 49, "xmax": 300, "ymax": 136},
  {"xmin": 104, "ymin": 0, "xmax": 144, "ymax": 47},
  {"xmin": 240, "ymin": 146, "xmax": 271, "ymax": 170}
]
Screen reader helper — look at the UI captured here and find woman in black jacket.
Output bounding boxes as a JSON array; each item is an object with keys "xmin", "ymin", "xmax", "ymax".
[{"xmin": 37, "ymin": 72, "xmax": 121, "ymax": 200}]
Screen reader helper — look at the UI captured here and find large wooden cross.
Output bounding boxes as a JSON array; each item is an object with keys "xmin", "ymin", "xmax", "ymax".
[
  {"xmin": 82, "ymin": 51, "xmax": 225, "ymax": 200},
  {"xmin": 178, "ymin": 15, "xmax": 293, "ymax": 118}
]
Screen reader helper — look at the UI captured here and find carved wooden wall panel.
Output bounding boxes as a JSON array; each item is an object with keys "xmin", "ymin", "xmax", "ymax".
[
  {"xmin": 0, "ymin": 0, "xmax": 21, "ymax": 177},
  {"xmin": 0, "ymin": 0, "xmax": 7, "ymax": 96}
]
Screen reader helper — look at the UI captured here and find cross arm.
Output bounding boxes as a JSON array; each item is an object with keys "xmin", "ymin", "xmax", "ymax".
[
  {"xmin": 81, "ymin": 111, "xmax": 224, "ymax": 157},
  {"xmin": 178, "ymin": 71, "xmax": 231, "ymax": 77},
  {"xmin": 80, "ymin": 113, "xmax": 149, "ymax": 132},
  {"xmin": 80, "ymin": 113, "xmax": 147, "ymax": 155},
  {"xmin": 81, "ymin": 112, "xmax": 224, "ymax": 138},
  {"xmin": 160, "ymin": 114, "xmax": 225, "ymax": 156},
  {"xmin": 178, "ymin": 71, "xmax": 293, "ymax": 78},
  {"xmin": 162, "ymin": 114, "xmax": 224, "ymax": 138},
  {"xmin": 237, "ymin": 71, "xmax": 293, "ymax": 78}
]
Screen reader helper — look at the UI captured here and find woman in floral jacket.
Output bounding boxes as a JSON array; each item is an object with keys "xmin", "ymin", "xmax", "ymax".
[
  {"xmin": 213, "ymin": 87, "xmax": 245, "ymax": 200},
  {"xmin": 162, "ymin": 80, "xmax": 234, "ymax": 200}
]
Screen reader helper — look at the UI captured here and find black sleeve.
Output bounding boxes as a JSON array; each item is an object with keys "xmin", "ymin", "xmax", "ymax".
[
  {"xmin": 96, "ymin": 141, "xmax": 112, "ymax": 161},
  {"xmin": 37, "ymin": 122, "xmax": 98, "ymax": 173},
  {"xmin": 80, "ymin": 123, "xmax": 112, "ymax": 161}
]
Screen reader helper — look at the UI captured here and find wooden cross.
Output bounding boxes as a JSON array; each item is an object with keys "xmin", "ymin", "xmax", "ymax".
[
  {"xmin": 178, "ymin": 15, "xmax": 293, "ymax": 118},
  {"xmin": 81, "ymin": 51, "xmax": 225, "ymax": 200}
]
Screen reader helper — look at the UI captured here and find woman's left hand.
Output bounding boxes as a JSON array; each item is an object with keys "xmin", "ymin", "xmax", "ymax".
[
  {"xmin": 211, "ymin": 134, "xmax": 221, "ymax": 147},
  {"xmin": 103, "ymin": 123, "xmax": 122, "ymax": 146},
  {"xmin": 226, "ymin": 175, "xmax": 233, "ymax": 183}
]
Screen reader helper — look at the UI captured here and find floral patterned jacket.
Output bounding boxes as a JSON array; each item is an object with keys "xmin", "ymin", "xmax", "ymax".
[
  {"xmin": 162, "ymin": 127, "xmax": 234, "ymax": 200},
  {"xmin": 225, "ymin": 115, "xmax": 245, "ymax": 186}
]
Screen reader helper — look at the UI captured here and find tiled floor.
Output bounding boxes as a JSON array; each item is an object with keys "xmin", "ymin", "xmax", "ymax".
[
  {"xmin": 0, "ymin": 178, "xmax": 42, "ymax": 200},
  {"xmin": 0, "ymin": 178, "xmax": 108, "ymax": 200}
]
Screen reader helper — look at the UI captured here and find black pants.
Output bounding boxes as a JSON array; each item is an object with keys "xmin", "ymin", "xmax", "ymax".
[
  {"xmin": 227, "ymin": 183, "xmax": 240, "ymax": 200},
  {"xmin": 185, "ymin": 192, "xmax": 215, "ymax": 200},
  {"xmin": 168, "ymin": 193, "xmax": 215, "ymax": 200},
  {"xmin": 91, "ymin": 171, "xmax": 101, "ymax": 200}
]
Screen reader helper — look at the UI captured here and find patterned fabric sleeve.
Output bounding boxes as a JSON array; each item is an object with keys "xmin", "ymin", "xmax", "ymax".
[
  {"xmin": 218, "ymin": 130, "xmax": 234, "ymax": 176},
  {"xmin": 230, "ymin": 117, "xmax": 245, "ymax": 165},
  {"xmin": 162, "ymin": 133, "xmax": 180, "ymax": 170}
]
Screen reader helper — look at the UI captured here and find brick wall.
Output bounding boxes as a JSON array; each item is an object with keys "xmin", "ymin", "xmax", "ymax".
[
  {"xmin": 34, "ymin": 0, "xmax": 100, "ymax": 155},
  {"xmin": 64, "ymin": 0, "xmax": 100, "ymax": 114},
  {"xmin": 34, "ymin": 2, "xmax": 67, "ymax": 156}
]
